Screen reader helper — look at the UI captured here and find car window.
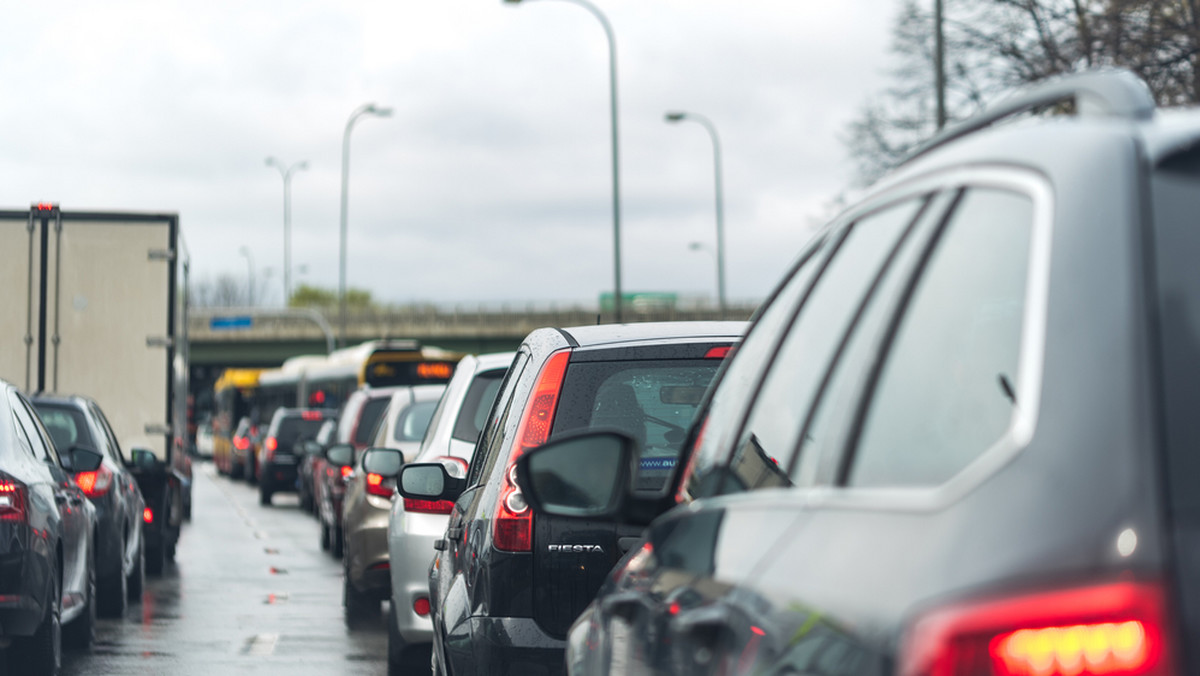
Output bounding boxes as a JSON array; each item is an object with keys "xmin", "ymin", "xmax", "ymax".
[
  {"xmin": 681, "ymin": 233, "xmax": 833, "ymax": 500},
  {"xmin": 468, "ymin": 351, "xmax": 529, "ymax": 488},
  {"xmin": 91, "ymin": 403, "xmax": 128, "ymax": 464},
  {"xmin": 452, "ymin": 370, "xmax": 505, "ymax": 443},
  {"xmin": 8, "ymin": 392, "xmax": 39, "ymax": 461},
  {"xmin": 847, "ymin": 188, "xmax": 1034, "ymax": 488},
  {"xmin": 355, "ymin": 397, "xmax": 391, "ymax": 446},
  {"xmin": 791, "ymin": 191, "xmax": 957, "ymax": 485},
  {"xmin": 554, "ymin": 359, "xmax": 723, "ymax": 491},
  {"xmin": 714, "ymin": 198, "xmax": 928, "ymax": 495},
  {"xmin": 394, "ymin": 401, "xmax": 439, "ymax": 442},
  {"xmin": 32, "ymin": 405, "xmax": 90, "ymax": 453},
  {"xmin": 13, "ymin": 394, "xmax": 61, "ymax": 466}
]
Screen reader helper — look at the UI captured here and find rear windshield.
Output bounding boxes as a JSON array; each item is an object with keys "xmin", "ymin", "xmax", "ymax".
[
  {"xmin": 355, "ymin": 397, "xmax": 391, "ymax": 446},
  {"xmin": 552, "ymin": 359, "xmax": 722, "ymax": 490},
  {"xmin": 32, "ymin": 403, "xmax": 95, "ymax": 452},
  {"xmin": 276, "ymin": 417, "xmax": 328, "ymax": 451},
  {"xmin": 452, "ymin": 370, "xmax": 505, "ymax": 443},
  {"xmin": 393, "ymin": 401, "xmax": 439, "ymax": 443}
]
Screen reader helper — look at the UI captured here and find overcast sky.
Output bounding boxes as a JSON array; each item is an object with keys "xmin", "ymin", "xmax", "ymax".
[{"xmin": 0, "ymin": 0, "xmax": 896, "ymax": 308}]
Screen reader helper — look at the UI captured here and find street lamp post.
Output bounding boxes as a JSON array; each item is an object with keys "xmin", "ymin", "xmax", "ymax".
[
  {"xmin": 338, "ymin": 102, "xmax": 392, "ymax": 347},
  {"xmin": 666, "ymin": 111, "xmax": 727, "ymax": 319},
  {"xmin": 504, "ymin": 0, "xmax": 624, "ymax": 322},
  {"xmin": 238, "ymin": 246, "xmax": 255, "ymax": 307},
  {"xmin": 265, "ymin": 157, "xmax": 309, "ymax": 305}
]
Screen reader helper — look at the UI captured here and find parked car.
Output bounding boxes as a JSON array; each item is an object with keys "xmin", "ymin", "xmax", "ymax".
[
  {"xmin": 385, "ymin": 352, "xmax": 513, "ymax": 673},
  {"xmin": 318, "ymin": 387, "xmax": 402, "ymax": 558},
  {"xmin": 342, "ymin": 384, "xmax": 446, "ymax": 623},
  {"xmin": 229, "ymin": 416, "xmax": 261, "ymax": 481},
  {"xmin": 0, "ymin": 380, "xmax": 101, "ymax": 674},
  {"xmin": 517, "ymin": 69, "xmax": 1200, "ymax": 676},
  {"xmin": 257, "ymin": 407, "xmax": 338, "ymax": 506},
  {"xmin": 31, "ymin": 394, "xmax": 146, "ymax": 617},
  {"xmin": 399, "ymin": 322, "xmax": 744, "ymax": 675},
  {"xmin": 298, "ymin": 418, "xmax": 337, "ymax": 514}
]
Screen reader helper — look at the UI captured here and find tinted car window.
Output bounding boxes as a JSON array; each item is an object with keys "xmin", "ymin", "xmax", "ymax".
[
  {"xmin": 13, "ymin": 395, "xmax": 60, "ymax": 465},
  {"xmin": 393, "ymin": 400, "xmax": 439, "ymax": 442},
  {"xmin": 848, "ymin": 188, "xmax": 1033, "ymax": 488},
  {"xmin": 682, "ymin": 234, "xmax": 832, "ymax": 500},
  {"xmin": 719, "ymin": 198, "xmax": 927, "ymax": 494},
  {"xmin": 554, "ymin": 360, "xmax": 722, "ymax": 490},
  {"xmin": 276, "ymin": 416, "xmax": 329, "ymax": 451},
  {"xmin": 452, "ymin": 370, "xmax": 505, "ymax": 443},
  {"xmin": 355, "ymin": 397, "xmax": 391, "ymax": 446},
  {"xmin": 33, "ymin": 405, "xmax": 95, "ymax": 453}
]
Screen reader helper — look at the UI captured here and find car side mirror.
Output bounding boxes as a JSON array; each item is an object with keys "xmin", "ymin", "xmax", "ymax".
[
  {"xmin": 362, "ymin": 447, "xmax": 404, "ymax": 478},
  {"xmin": 130, "ymin": 447, "xmax": 164, "ymax": 472},
  {"xmin": 324, "ymin": 443, "xmax": 354, "ymax": 467},
  {"xmin": 60, "ymin": 446, "xmax": 103, "ymax": 473},
  {"xmin": 515, "ymin": 430, "xmax": 636, "ymax": 520},
  {"xmin": 398, "ymin": 463, "xmax": 466, "ymax": 503}
]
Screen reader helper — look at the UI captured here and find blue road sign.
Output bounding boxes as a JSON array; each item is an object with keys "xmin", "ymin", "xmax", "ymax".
[{"xmin": 210, "ymin": 316, "xmax": 253, "ymax": 330}]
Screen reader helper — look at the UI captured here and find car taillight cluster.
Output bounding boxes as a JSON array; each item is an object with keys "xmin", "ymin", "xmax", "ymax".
[
  {"xmin": 0, "ymin": 474, "xmax": 27, "ymax": 522},
  {"xmin": 365, "ymin": 472, "xmax": 393, "ymax": 498},
  {"xmin": 233, "ymin": 436, "xmax": 250, "ymax": 451},
  {"xmin": 264, "ymin": 436, "xmax": 278, "ymax": 461},
  {"xmin": 404, "ymin": 498, "xmax": 455, "ymax": 515},
  {"xmin": 494, "ymin": 350, "xmax": 570, "ymax": 552},
  {"xmin": 900, "ymin": 580, "xmax": 1173, "ymax": 676},
  {"xmin": 74, "ymin": 465, "xmax": 114, "ymax": 498}
]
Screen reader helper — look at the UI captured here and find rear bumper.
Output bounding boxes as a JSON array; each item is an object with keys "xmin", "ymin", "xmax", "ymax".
[
  {"xmin": 389, "ymin": 513, "xmax": 447, "ymax": 644},
  {"xmin": 260, "ymin": 459, "xmax": 299, "ymax": 493},
  {"xmin": 445, "ymin": 616, "xmax": 566, "ymax": 676},
  {"xmin": 347, "ymin": 516, "xmax": 390, "ymax": 598}
]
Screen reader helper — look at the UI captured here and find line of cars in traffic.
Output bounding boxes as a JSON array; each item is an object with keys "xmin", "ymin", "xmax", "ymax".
[
  {"xmin": 205, "ymin": 70, "xmax": 1200, "ymax": 676},
  {"xmin": 0, "ymin": 386, "xmax": 155, "ymax": 676}
]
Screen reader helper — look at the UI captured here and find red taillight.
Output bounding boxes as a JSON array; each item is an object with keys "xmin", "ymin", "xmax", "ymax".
[
  {"xmin": 143, "ymin": 507, "xmax": 154, "ymax": 523},
  {"xmin": 0, "ymin": 475, "xmax": 27, "ymax": 522},
  {"xmin": 403, "ymin": 498, "xmax": 455, "ymax": 515},
  {"xmin": 74, "ymin": 465, "xmax": 113, "ymax": 498},
  {"xmin": 413, "ymin": 597, "xmax": 431, "ymax": 617},
  {"xmin": 264, "ymin": 436, "xmax": 278, "ymax": 461},
  {"xmin": 365, "ymin": 472, "xmax": 392, "ymax": 498},
  {"xmin": 234, "ymin": 436, "xmax": 250, "ymax": 451},
  {"xmin": 494, "ymin": 350, "xmax": 570, "ymax": 552},
  {"xmin": 301, "ymin": 410, "xmax": 323, "ymax": 421},
  {"xmin": 900, "ymin": 580, "xmax": 1173, "ymax": 676},
  {"xmin": 340, "ymin": 465, "xmax": 353, "ymax": 479},
  {"xmin": 704, "ymin": 346, "xmax": 732, "ymax": 359}
]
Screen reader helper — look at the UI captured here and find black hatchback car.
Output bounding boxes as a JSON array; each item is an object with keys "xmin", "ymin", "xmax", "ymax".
[
  {"xmin": 517, "ymin": 69, "xmax": 1200, "ymax": 676},
  {"xmin": 257, "ymin": 407, "xmax": 338, "ymax": 506},
  {"xmin": 31, "ymin": 394, "xmax": 146, "ymax": 618},
  {"xmin": 399, "ymin": 321, "xmax": 744, "ymax": 676}
]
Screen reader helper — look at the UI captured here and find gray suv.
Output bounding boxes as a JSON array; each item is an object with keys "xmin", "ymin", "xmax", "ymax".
[{"xmin": 519, "ymin": 69, "xmax": 1200, "ymax": 675}]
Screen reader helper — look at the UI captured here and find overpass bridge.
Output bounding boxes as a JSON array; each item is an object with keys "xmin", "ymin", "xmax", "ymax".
[{"xmin": 188, "ymin": 304, "xmax": 757, "ymax": 404}]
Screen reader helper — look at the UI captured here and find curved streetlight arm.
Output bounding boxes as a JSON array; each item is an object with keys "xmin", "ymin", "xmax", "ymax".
[
  {"xmin": 265, "ymin": 157, "xmax": 309, "ymax": 305},
  {"xmin": 339, "ymin": 103, "xmax": 392, "ymax": 347},
  {"xmin": 665, "ymin": 110, "xmax": 726, "ymax": 318},
  {"xmin": 506, "ymin": 0, "xmax": 623, "ymax": 322}
]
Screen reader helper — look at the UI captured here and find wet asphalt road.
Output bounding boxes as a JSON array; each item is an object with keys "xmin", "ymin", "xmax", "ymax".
[{"xmin": 61, "ymin": 461, "xmax": 389, "ymax": 676}]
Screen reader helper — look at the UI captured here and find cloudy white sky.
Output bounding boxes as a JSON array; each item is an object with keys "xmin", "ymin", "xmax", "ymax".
[{"xmin": 0, "ymin": 0, "xmax": 897, "ymax": 308}]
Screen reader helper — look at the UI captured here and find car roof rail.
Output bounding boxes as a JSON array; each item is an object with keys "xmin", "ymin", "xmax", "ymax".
[{"xmin": 901, "ymin": 68, "xmax": 1156, "ymax": 166}]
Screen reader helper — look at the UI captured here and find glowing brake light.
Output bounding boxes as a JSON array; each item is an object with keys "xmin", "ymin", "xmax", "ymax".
[
  {"xmin": 234, "ymin": 436, "xmax": 250, "ymax": 451},
  {"xmin": 74, "ymin": 465, "xmax": 114, "ymax": 498},
  {"xmin": 900, "ymin": 580, "xmax": 1172, "ymax": 676},
  {"xmin": 403, "ymin": 498, "xmax": 455, "ymax": 515},
  {"xmin": 143, "ymin": 507, "xmax": 154, "ymax": 523},
  {"xmin": 365, "ymin": 472, "xmax": 393, "ymax": 498},
  {"xmin": 0, "ymin": 475, "xmax": 27, "ymax": 522},
  {"xmin": 340, "ymin": 465, "xmax": 354, "ymax": 479},
  {"xmin": 301, "ymin": 410, "xmax": 323, "ymax": 421},
  {"xmin": 495, "ymin": 350, "xmax": 570, "ymax": 552},
  {"xmin": 704, "ymin": 346, "xmax": 733, "ymax": 359},
  {"xmin": 264, "ymin": 436, "xmax": 278, "ymax": 461}
]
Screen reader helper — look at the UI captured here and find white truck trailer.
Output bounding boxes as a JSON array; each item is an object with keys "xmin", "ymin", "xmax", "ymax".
[{"xmin": 0, "ymin": 203, "xmax": 190, "ymax": 573}]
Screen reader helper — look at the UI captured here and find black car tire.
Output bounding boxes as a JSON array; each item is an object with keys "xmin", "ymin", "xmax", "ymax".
[
  {"xmin": 97, "ymin": 535, "xmax": 128, "ymax": 618},
  {"xmin": 127, "ymin": 533, "xmax": 145, "ymax": 602},
  {"xmin": 388, "ymin": 602, "xmax": 431, "ymax": 675},
  {"xmin": 63, "ymin": 548, "xmax": 96, "ymax": 650},
  {"xmin": 320, "ymin": 519, "xmax": 331, "ymax": 551},
  {"xmin": 260, "ymin": 487, "xmax": 272, "ymax": 506},
  {"xmin": 343, "ymin": 561, "xmax": 378, "ymax": 625},
  {"xmin": 332, "ymin": 523, "xmax": 344, "ymax": 559},
  {"xmin": 15, "ymin": 559, "xmax": 62, "ymax": 676},
  {"xmin": 146, "ymin": 538, "xmax": 166, "ymax": 576}
]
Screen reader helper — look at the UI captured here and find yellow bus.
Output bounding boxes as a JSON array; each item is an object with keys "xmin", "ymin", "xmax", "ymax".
[{"xmin": 211, "ymin": 368, "xmax": 264, "ymax": 476}]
